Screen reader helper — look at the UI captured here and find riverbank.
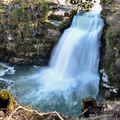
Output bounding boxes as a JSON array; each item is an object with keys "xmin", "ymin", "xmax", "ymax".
[{"xmin": 0, "ymin": 100, "xmax": 120, "ymax": 120}]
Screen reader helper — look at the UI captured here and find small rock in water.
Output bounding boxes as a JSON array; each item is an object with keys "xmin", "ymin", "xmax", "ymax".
[{"xmin": 0, "ymin": 79, "xmax": 14, "ymax": 90}]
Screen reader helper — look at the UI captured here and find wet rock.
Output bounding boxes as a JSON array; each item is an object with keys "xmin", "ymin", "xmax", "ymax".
[
  {"xmin": 115, "ymin": 58, "xmax": 120, "ymax": 72},
  {"xmin": 100, "ymin": 0, "xmax": 120, "ymax": 99},
  {"xmin": 0, "ymin": 79, "xmax": 14, "ymax": 91},
  {"xmin": 80, "ymin": 97, "xmax": 104, "ymax": 119},
  {"xmin": 47, "ymin": 29, "xmax": 61, "ymax": 37},
  {"xmin": 0, "ymin": 80, "xmax": 9, "ymax": 90},
  {"xmin": 81, "ymin": 97, "xmax": 97, "ymax": 118}
]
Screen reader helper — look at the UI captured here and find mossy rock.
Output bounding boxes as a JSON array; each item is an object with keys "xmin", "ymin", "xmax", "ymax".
[
  {"xmin": 0, "ymin": 90, "xmax": 16, "ymax": 112},
  {"xmin": 43, "ymin": 21, "xmax": 57, "ymax": 30},
  {"xmin": 48, "ymin": 14, "xmax": 64, "ymax": 21},
  {"xmin": 101, "ymin": 0, "xmax": 112, "ymax": 4},
  {"xmin": 82, "ymin": 2, "xmax": 93, "ymax": 10}
]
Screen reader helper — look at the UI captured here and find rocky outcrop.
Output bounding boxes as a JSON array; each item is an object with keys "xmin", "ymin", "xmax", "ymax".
[
  {"xmin": 0, "ymin": 89, "xmax": 16, "ymax": 112},
  {"xmin": 99, "ymin": 0, "xmax": 120, "ymax": 99},
  {"xmin": 0, "ymin": 0, "xmax": 76, "ymax": 65},
  {"xmin": 0, "ymin": 98, "xmax": 119, "ymax": 120}
]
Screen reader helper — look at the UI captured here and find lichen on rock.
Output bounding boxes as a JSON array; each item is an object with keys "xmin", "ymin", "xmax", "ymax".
[{"xmin": 0, "ymin": 89, "xmax": 16, "ymax": 112}]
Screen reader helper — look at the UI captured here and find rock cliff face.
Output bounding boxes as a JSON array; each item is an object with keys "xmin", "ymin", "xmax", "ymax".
[
  {"xmin": 0, "ymin": 0, "xmax": 76, "ymax": 65},
  {"xmin": 100, "ymin": 0, "xmax": 120, "ymax": 99}
]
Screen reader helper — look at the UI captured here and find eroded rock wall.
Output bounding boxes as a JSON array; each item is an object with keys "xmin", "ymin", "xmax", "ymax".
[
  {"xmin": 0, "ymin": 0, "xmax": 75, "ymax": 65},
  {"xmin": 100, "ymin": 0, "xmax": 120, "ymax": 99}
]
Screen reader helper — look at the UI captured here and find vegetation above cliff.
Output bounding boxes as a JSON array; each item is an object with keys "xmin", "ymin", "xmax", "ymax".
[{"xmin": 0, "ymin": 0, "xmax": 48, "ymax": 38}]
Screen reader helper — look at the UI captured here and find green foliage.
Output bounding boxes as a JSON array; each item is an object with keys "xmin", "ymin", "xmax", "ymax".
[
  {"xmin": 0, "ymin": 0, "xmax": 49, "ymax": 38},
  {"xmin": 105, "ymin": 28, "xmax": 118, "ymax": 46},
  {"xmin": 43, "ymin": 21, "xmax": 57, "ymax": 30},
  {"xmin": 0, "ymin": 90, "xmax": 10, "ymax": 100},
  {"xmin": 105, "ymin": 61, "xmax": 111, "ymax": 75},
  {"xmin": 101, "ymin": 0, "xmax": 112, "ymax": 4},
  {"xmin": 48, "ymin": 14, "xmax": 64, "ymax": 21},
  {"xmin": 0, "ymin": 89, "xmax": 15, "ymax": 101},
  {"xmin": 82, "ymin": 1, "xmax": 93, "ymax": 10}
]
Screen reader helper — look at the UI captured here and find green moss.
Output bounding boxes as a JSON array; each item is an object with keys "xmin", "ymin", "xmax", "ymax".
[
  {"xmin": 40, "ymin": 0, "xmax": 49, "ymax": 21},
  {"xmin": 0, "ymin": 90, "xmax": 11, "ymax": 100},
  {"xmin": 0, "ymin": 90, "xmax": 16, "ymax": 111},
  {"xmin": 48, "ymin": 14, "xmax": 64, "ymax": 21},
  {"xmin": 105, "ymin": 61, "xmax": 111, "ymax": 75},
  {"xmin": 43, "ymin": 21, "xmax": 57, "ymax": 30},
  {"xmin": 0, "ymin": 0, "xmax": 49, "ymax": 38},
  {"xmin": 101, "ymin": 9, "xmax": 111, "ymax": 18},
  {"xmin": 105, "ymin": 28, "xmax": 118, "ymax": 46},
  {"xmin": 101, "ymin": 0, "xmax": 112, "ymax": 4}
]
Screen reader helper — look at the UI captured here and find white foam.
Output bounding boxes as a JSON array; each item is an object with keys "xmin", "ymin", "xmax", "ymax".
[{"xmin": 0, "ymin": 63, "xmax": 15, "ymax": 76}]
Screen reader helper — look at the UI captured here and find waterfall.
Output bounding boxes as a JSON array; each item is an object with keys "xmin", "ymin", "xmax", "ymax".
[
  {"xmin": 20, "ymin": 8, "xmax": 104, "ymax": 115},
  {"xmin": 9, "ymin": 0, "xmax": 104, "ymax": 115}
]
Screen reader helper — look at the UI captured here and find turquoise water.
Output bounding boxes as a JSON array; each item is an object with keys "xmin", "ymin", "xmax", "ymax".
[{"xmin": 0, "ymin": 64, "xmax": 82, "ymax": 115}]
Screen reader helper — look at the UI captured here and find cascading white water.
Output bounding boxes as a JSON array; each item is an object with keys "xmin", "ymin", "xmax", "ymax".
[
  {"xmin": 0, "ymin": 63, "xmax": 15, "ymax": 76},
  {"xmin": 3, "ymin": 0, "xmax": 104, "ymax": 115}
]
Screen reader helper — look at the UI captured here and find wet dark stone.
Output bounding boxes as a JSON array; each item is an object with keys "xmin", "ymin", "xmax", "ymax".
[{"xmin": 0, "ymin": 79, "xmax": 14, "ymax": 90}]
